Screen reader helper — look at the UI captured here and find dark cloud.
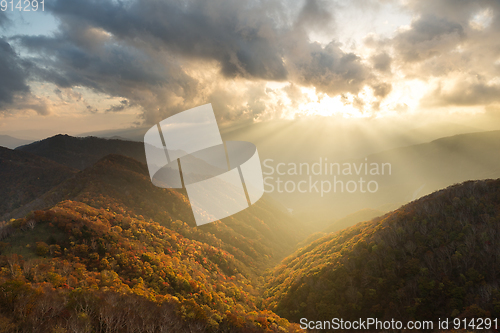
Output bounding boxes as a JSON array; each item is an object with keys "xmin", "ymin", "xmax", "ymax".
[
  {"xmin": 0, "ymin": 38, "xmax": 31, "ymax": 112},
  {"xmin": 41, "ymin": 0, "xmax": 373, "ymax": 98},
  {"xmin": 17, "ymin": 32, "xmax": 174, "ymax": 91},
  {"xmin": 4, "ymin": 0, "xmax": 383, "ymax": 122},
  {"xmin": 404, "ymin": 0, "xmax": 489, "ymax": 22},
  {"xmin": 45, "ymin": 0, "xmax": 289, "ymax": 81},
  {"xmin": 15, "ymin": 23, "xmax": 199, "ymax": 122},
  {"xmin": 106, "ymin": 99, "xmax": 132, "ymax": 113},
  {"xmin": 423, "ymin": 82, "xmax": 500, "ymax": 107},
  {"xmin": 371, "ymin": 52, "xmax": 392, "ymax": 72},
  {"xmin": 387, "ymin": 0, "xmax": 500, "ymax": 73},
  {"xmin": 393, "ymin": 14, "xmax": 464, "ymax": 63},
  {"xmin": 388, "ymin": 0, "xmax": 500, "ymax": 107},
  {"xmin": 371, "ymin": 82, "xmax": 392, "ymax": 98},
  {"xmin": 290, "ymin": 41, "xmax": 370, "ymax": 96},
  {"xmin": 296, "ymin": 0, "xmax": 334, "ymax": 32},
  {"xmin": 0, "ymin": 11, "xmax": 8, "ymax": 28},
  {"xmin": 0, "ymin": 93, "xmax": 51, "ymax": 116},
  {"xmin": 86, "ymin": 105, "xmax": 98, "ymax": 113},
  {"xmin": 2, "ymin": 0, "xmax": 500, "ymax": 121}
]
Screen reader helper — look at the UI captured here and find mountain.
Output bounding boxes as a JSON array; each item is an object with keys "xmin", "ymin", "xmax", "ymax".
[
  {"xmin": 293, "ymin": 209, "xmax": 386, "ymax": 251},
  {"xmin": 75, "ymin": 122, "xmax": 494, "ymax": 223},
  {"xmin": 0, "ymin": 200, "xmax": 302, "ymax": 332},
  {"xmin": 11, "ymin": 134, "xmax": 307, "ymax": 261},
  {"xmin": 323, "ymin": 208, "xmax": 385, "ymax": 234},
  {"xmin": 6, "ymin": 153, "xmax": 305, "ymax": 267},
  {"xmin": 405, "ymin": 122, "xmax": 480, "ymax": 142},
  {"xmin": 0, "ymin": 152, "xmax": 305, "ymax": 331},
  {"xmin": 284, "ymin": 129, "xmax": 500, "ymax": 225},
  {"xmin": 78, "ymin": 127, "xmax": 148, "ymax": 142},
  {"xmin": 0, "ymin": 135, "xmax": 33, "ymax": 149},
  {"xmin": 18, "ymin": 131, "xmax": 500, "ymax": 235},
  {"xmin": 264, "ymin": 178, "xmax": 500, "ymax": 323},
  {"xmin": 16, "ymin": 134, "xmax": 147, "ymax": 170},
  {"xmin": 0, "ymin": 147, "xmax": 77, "ymax": 219}
]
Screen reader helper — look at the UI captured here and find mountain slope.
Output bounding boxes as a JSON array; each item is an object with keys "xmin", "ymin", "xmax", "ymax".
[
  {"xmin": 292, "ymin": 129, "xmax": 500, "ymax": 224},
  {"xmin": 8, "ymin": 153, "xmax": 305, "ymax": 269},
  {"xmin": 15, "ymin": 131, "xmax": 500, "ymax": 234},
  {"xmin": 0, "ymin": 147, "xmax": 77, "ymax": 219},
  {"xmin": 265, "ymin": 178, "xmax": 500, "ymax": 322},
  {"xmin": 16, "ymin": 134, "xmax": 147, "ymax": 170},
  {"xmin": 323, "ymin": 208, "xmax": 385, "ymax": 234},
  {"xmin": 0, "ymin": 151, "xmax": 305, "ymax": 331},
  {"xmin": 294, "ymin": 209, "xmax": 386, "ymax": 250},
  {"xmin": 0, "ymin": 200, "xmax": 301, "ymax": 332}
]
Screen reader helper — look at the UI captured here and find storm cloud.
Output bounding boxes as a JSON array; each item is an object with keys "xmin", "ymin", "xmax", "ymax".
[
  {"xmin": 393, "ymin": 14, "xmax": 465, "ymax": 63},
  {"xmin": 290, "ymin": 41, "xmax": 370, "ymax": 95},
  {"xmin": 45, "ymin": 0, "xmax": 289, "ymax": 81},
  {"xmin": 0, "ymin": 38, "xmax": 30, "ymax": 112},
  {"xmin": 2, "ymin": 0, "xmax": 499, "ymax": 123},
  {"xmin": 7, "ymin": 0, "xmax": 384, "ymax": 123}
]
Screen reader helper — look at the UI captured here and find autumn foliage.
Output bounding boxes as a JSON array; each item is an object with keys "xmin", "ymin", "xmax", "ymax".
[
  {"xmin": 0, "ymin": 201, "xmax": 300, "ymax": 332},
  {"xmin": 265, "ymin": 179, "xmax": 500, "ymax": 323}
]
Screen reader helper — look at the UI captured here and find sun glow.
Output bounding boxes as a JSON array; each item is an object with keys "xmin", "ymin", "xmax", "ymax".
[
  {"xmin": 275, "ymin": 81, "xmax": 423, "ymax": 119},
  {"xmin": 278, "ymin": 86, "xmax": 375, "ymax": 119}
]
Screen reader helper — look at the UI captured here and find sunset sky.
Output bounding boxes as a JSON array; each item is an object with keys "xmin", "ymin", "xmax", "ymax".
[{"xmin": 1, "ymin": 0, "xmax": 500, "ymax": 139}]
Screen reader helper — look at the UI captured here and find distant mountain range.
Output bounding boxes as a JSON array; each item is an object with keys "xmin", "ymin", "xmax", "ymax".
[
  {"xmin": 265, "ymin": 178, "xmax": 500, "ymax": 323},
  {"xmin": 285, "ymin": 129, "xmax": 500, "ymax": 225},
  {"xmin": 0, "ymin": 135, "xmax": 33, "ymax": 149},
  {"xmin": 78, "ymin": 119, "xmax": 482, "ymax": 156},
  {"xmin": 0, "ymin": 136, "xmax": 306, "ymax": 331},
  {"xmin": 46, "ymin": 126, "xmax": 500, "ymax": 226},
  {"xmin": 16, "ymin": 134, "xmax": 147, "ymax": 170},
  {"xmin": 1, "ymin": 131, "xmax": 500, "ymax": 331},
  {"xmin": 9, "ymin": 130, "xmax": 500, "ymax": 231}
]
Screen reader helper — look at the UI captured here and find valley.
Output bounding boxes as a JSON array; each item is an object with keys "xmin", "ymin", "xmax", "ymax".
[{"xmin": 0, "ymin": 132, "xmax": 499, "ymax": 332}]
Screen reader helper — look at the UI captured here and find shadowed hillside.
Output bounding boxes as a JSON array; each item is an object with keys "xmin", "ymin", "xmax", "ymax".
[
  {"xmin": 6, "ymin": 153, "xmax": 305, "ymax": 269},
  {"xmin": 16, "ymin": 134, "xmax": 147, "ymax": 170},
  {"xmin": 0, "ymin": 147, "xmax": 77, "ymax": 219},
  {"xmin": 0, "ymin": 151, "xmax": 305, "ymax": 331},
  {"xmin": 265, "ymin": 178, "xmax": 500, "ymax": 323}
]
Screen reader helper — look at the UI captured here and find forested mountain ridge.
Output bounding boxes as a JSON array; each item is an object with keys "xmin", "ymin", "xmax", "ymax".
[
  {"xmin": 11, "ymin": 134, "xmax": 305, "ymax": 263},
  {"xmin": 0, "ymin": 146, "xmax": 77, "ymax": 219},
  {"xmin": 0, "ymin": 151, "xmax": 305, "ymax": 332},
  {"xmin": 16, "ymin": 134, "xmax": 147, "ymax": 170},
  {"xmin": 4, "ymin": 132, "xmax": 500, "ymax": 331},
  {"xmin": 6, "ymin": 153, "xmax": 305, "ymax": 268},
  {"xmin": 0, "ymin": 200, "xmax": 301, "ymax": 332},
  {"xmin": 278, "ymin": 129, "xmax": 500, "ymax": 223},
  {"xmin": 264, "ymin": 178, "xmax": 500, "ymax": 323}
]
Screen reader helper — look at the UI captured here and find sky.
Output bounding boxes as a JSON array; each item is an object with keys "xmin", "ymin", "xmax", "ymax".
[{"xmin": 1, "ymin": 0, "xmax": 500, "ymax": 139}]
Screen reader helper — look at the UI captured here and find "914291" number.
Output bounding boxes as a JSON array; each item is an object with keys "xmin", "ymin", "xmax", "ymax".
[{"xmin": 1, "ymin": 0, "xmax": 44, "ymax": 11}]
